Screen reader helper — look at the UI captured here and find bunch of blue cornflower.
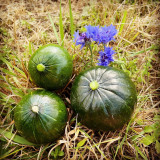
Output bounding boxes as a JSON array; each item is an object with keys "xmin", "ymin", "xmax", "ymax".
[{"xmin": 73, "ymin": 24, "xmax": 117, "ymax": 66}]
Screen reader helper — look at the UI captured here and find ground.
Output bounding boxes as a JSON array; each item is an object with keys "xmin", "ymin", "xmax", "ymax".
[{"xmin": 0, "ymin": 0, "xmax": 160, "ymax": 159}]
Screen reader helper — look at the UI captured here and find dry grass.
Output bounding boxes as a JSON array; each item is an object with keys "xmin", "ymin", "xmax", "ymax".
[{"xmin": 0, "ymin": 0, "xmax": 160, "ymax": 159}]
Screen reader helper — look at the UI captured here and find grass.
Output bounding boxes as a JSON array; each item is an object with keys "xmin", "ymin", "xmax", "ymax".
[{"xmin": 0, "ymin": 0, "xmax": 160, "ymax": 159}]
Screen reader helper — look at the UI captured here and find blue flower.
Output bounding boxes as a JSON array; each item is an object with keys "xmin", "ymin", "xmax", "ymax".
[
  {"xmin": 85, "ymin": 25, "xmax": 100, "ymax": 42},
  {"xmin": 73, "ymin": 25, "xmax": 100, "ymax": 49},
  {"xmin": 73, "ymin": 24, "xmax": 117, "ymax": 50},
  {"xmin": 98, "ymin": 24, "xmax": 117, "ymax": 44},
  {"xmin": 73, "ymin": 31, "xmax": 91, "ymax": 49},
  {"xmin": 97, "ymin": 47, "xmax": 115, "ymax": 66}
]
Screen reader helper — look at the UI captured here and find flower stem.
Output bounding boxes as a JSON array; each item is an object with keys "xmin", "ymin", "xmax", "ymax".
[{"xmin": 88, "ymin": 45, "xmax": 93, "ymax": 66}]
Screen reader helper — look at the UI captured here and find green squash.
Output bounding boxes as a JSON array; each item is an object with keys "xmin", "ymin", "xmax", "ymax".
[
  {"xmin": 28, "ymin": 44, "xmax": 73, "ymax": 90},
  {"xmin": 14, "ymin": 90, "xmax": 68, "ymax": 144},
  {"xmin": 70, "ymin": 66, "xmax": 137, "ymax": 131}
]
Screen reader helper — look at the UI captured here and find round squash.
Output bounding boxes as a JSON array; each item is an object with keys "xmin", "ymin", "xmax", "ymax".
[
  {"xmin": 14, "ymin": 90, "xmax": 68, "ymax": 144},
  {"xmin": 70, "ymin": 66, "xmax": 137, "ymax": 131},
  {"xmin": 28, "ymin": 44, "xmax": 73, "ymax": 90}
]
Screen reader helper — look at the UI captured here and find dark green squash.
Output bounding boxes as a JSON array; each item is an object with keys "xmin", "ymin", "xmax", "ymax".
[
  {"xmin": 28, "ymin": 44, "xmax": 73, "ymax": 90},
  {"xmin": 14, "ymin": 90, "xmax": 68, "ymax": 144},
  {"xmin": 70, "ymin": 66, "xmax": 137, "ymax": 131}
]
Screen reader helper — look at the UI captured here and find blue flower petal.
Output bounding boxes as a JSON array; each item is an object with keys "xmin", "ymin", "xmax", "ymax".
[
  {"xmin": 97, "ymin": 47, "xmax": 115, "ymax": 66},
  {"xmin": 73, "ymin": 24, "xmax": 117, "ymax": 49},
  {"xmin": 98, "ymin": 24, "xmax": 117, "ymax": 44}
]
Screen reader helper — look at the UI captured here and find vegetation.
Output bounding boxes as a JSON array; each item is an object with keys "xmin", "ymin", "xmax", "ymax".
[{"xmin": 0, "ymin": 0, "xmax": 159, "ymax": 159}]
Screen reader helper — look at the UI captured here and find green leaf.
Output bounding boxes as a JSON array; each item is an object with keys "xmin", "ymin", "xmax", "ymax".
[
  {"xmin": 48, "ymin": 14, "xmax": 60, "ymax": 45},
  {"xmin": 153, "ymin": 128, "xmax": 160, "ymax": 139},
  {"xmin": 0, "ymin": 129, "xmax": 35, "ymax": 146},
  {"xmin": 69, "ymin": 0, "xmax": 74, "ymax": 38},
  {"xmin": 55, "ymin": 147, "xmax": 59, "ymax": 155},
  {"xmin": 58, "ymin": 151, "xmax": 64, "ymax": 157},
  {"xmin": 59, "ymin": 0, "xmax": 64, "ymax": 46},
  {"xmin": 155, "ymin": 140, "xmax": 160, "ymax": 154},
  {"xmin": 51, "ymin": 146, "xmax": 60, "ymax": 158},
  {"xmin": 135, "ymin": 119, "xmax": 144, "ymax": 125},
  {"xmin": 153, "ymin": 115, "xmax": 160, "ymax": 121},
  {"xmin": 77, "ymin": 138, "xmax": 87, "ymax": 147},
  {"xmin": 140, "ymin": 135, "xmax": 155, "ymax": 146},
  {"xmin": 131, "ymin": 135, "xmax": 141, "ymax": 141},
  {"xmin": 144, "ymin": 125, "xmax": 155, "ymax": 133}
]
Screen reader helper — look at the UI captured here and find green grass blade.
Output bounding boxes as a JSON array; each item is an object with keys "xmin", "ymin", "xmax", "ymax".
[
  {"xmin": 0, "ymin": 147, "xmax": 25, "ymax": 160},
  {"xmin": 29, "ymin": 41, "xmax": 32, "ymax": 55},
  {"xmin": 0, "ymin": 57, "xmax": 13, "ymax": 71},
  {"xmin": 59, "ymin": 0, "xmax": 64, "ymax": 46},
  {"xmin": 134, "ymin": 145, "xmax": 148, "ymax": 160},
  {"xmin": 0, "ymin": 67, "xmax": 17, "ymax": 77},
  {"xmin": 13, "ymin": 66, "xmax": 27, "ymax": 78},
  {"xmin": 12, "ymin": 77, "xmax": 23, "ymax": 88},
  {"xmin": 79, "ymin": 129, "xmax": 107, "ymax": 159},
  {"xmin": 37, "ymin": 144, "xmax": 55, "ymax": 160},
  {"xmin": 12, "ymin": 52, "xmax": 21, "ymax": 64},
  {"xmin": 114, "ymin": 136, "xmax": 125, "ymax": 160},
  {"xmin": 69, "ymin": 0, "xmax": 74, "ymax": 38},
  {"xmin": 118, "ymin": 10, "xmax": 127, "ymax": 35},
  {"xmin": 48, "ymin": 14, "xmax": 60, "ymax": 45},
  {"xmin": 129, "ymin": 45, "xmax": 159, "ymax": 57},
  {"xmin": 129, "ymin": 32, "xmax": 139, "ymax": 42},
  {"xmin": 0, "ymin": 129, "xmax": 35, "ymax": 146},
  {"xmin": 0, "ymin": 91, "xmax": 15, "ymax": 104}
]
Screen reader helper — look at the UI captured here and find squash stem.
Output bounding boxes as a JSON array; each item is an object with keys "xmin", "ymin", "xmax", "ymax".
[
  {"xmin": 31, "ymin": 105, "xmax": 39, "ymax": 113},
  {"xmin": 90, "ymin": 81, "xmax": 99, "ymax": 90},
  {"xmin": 37, "ymin": 64, "xmax": 45, "ymax": 72}
]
